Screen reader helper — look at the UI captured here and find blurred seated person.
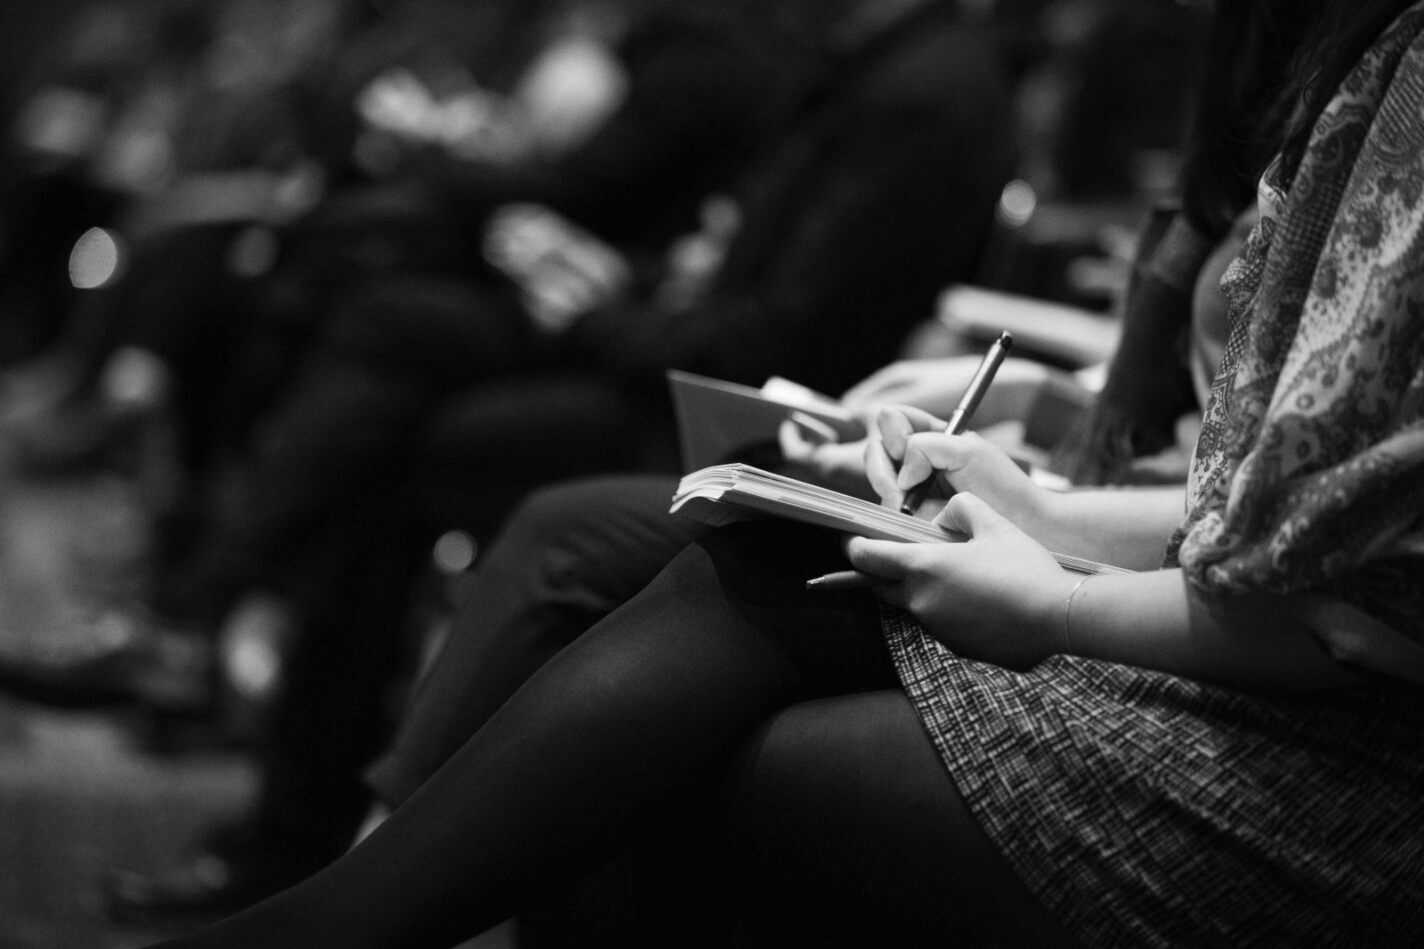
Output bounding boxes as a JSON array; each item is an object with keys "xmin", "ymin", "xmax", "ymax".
[
  {"xmin": 2, "ymin": 0, "xmax": 789, "ymax": 572},
  {"xmin": 0, "ymin": 0, "xmax": 551, "ymax": 460},
  {"xmin": 77, "ymin": 0, "xmax": 1019, "ymax": 925},
  {"xmin": 131, "ymin": 0, "xmax": 1012, "ymax": 638}
]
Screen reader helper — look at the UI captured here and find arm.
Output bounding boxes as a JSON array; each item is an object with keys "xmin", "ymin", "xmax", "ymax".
[
  {"xmin": 846, "ymin": 495, "xmax": 1359, "ymax": 694},
  {"xmin": 1062, "ymin": 569, "xmax": 1358, "ymax": 691},
  {"xmin": 1033, "ymin": 487, "xmax": 1186, "ymax": 571},
  {"xmin": 870, "ymin": 405, "xmax": 1181, "ymax": 570}
]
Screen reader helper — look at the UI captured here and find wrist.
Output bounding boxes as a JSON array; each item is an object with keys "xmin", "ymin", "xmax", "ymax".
[
  {"xmin": 1023, "ymin": 566, "xmax": 1082, "ymax": 664},
  {"xmin": 1057, "ymin": 574, "xmax": 1094, "ymax": 657}
]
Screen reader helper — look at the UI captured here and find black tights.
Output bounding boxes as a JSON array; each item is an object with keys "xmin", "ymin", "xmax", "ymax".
[
  {"xmin": 365, "ymin": 476, "xmax": 701, "ymax": 808},
  {"xmin": 156, "ymin": 524, "xmax": 1070, "ymax": 948}
]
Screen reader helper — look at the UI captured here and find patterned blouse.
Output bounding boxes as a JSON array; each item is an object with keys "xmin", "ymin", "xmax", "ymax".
[{"xmin": 1167, "ymin": 5, "xmax": 1424, "ymax": 647}]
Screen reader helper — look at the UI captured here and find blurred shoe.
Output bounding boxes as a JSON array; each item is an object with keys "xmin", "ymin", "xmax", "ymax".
[{"xmin": 0, "ymin": 609, "xmax": 211, "ymax": 711}]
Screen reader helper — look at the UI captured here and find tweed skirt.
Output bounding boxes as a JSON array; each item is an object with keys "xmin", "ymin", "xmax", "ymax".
[{"xmin": 882, "ymin": 610, "xmax": 1424, "ymax": 947}]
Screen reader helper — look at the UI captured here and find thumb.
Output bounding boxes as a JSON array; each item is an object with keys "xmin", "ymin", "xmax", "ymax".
[{"xmin": 932, "ymin": 492, "xmax": 1010, "ymax": 538}]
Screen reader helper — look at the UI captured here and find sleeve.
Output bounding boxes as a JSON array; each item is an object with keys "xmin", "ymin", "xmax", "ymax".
[
  {"xmin": 1170, "ymin": 32, "xmax": 1424, "ymax": 613},
  {"xmin": 570, "ymin": 94, "xmax": 1013, "ymax": 390}
]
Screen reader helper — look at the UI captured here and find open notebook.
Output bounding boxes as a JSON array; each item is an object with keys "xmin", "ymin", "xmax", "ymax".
[
  {"xmin": 668, "ymin": 370, "xmax": 865, "ymax": 471},
  {"xmin": 671, "ymin": 463, "xmax": 1131, "ymax": 576}
]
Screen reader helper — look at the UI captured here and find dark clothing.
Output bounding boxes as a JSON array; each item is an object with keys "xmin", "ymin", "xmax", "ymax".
[
  {"xmin": 146, "ymin": 8, "xmax": 791, "ymax": 617},
  {"xmin": 365, "ymin": 476, "xmax": 697, "ymax": 807},
  {"xmin": 426, "ymin": 10, "xmax": 792, "ymax": 259},
  {"xmin": 363, "ymin": 476, "xmax": 1072, "ymax": 947},
  {"xmin": 0, "ymin": 167, "xmax": 125, "ymax": 361},
  {"xmin": 82, "ymin": 224, "xmax": 276, "ymax": 474},
  {"xmin": 173, "ymin": 3, "xmax": 1017, "ymax": 880},
  {"xmin": 569, "ymin": 10, "xmax": 1017, "ymax": 392},
  {"xmin": 177, "ymin": 6, "xmax": 1016, "ymax": 616},
  {"xmin": 369, "ymin": 475, "xmax": 1063, "ymax": 945},
  {"xmin": 242, "ymin": 417, "xmax": 654, "ymax": 856},
  {"xmin": 155, "ymin": 523, "xmax": 1070, "ymax": 949}
]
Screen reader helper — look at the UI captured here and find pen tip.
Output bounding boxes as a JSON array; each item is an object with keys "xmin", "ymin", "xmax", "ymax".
[{"xmin": 998, "ymin": 331, "xmax": 1014, "ymax": 350}]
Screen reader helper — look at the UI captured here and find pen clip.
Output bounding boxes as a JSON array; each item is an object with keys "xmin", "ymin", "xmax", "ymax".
[{"xmin": 898, "ymin": 330, "xmax": 1012, "ymax": 516}]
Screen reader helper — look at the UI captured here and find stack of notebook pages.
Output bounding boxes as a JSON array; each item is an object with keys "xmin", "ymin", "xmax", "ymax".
[{"xmin": 671, "ymin": 463, "xmax": 1131, "ymax": 576}]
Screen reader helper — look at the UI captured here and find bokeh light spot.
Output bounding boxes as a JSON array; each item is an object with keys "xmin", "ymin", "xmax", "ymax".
[
  {"xmin": 68, "ymin": 227, "xmax": 123, "ymax": 289},
  {"xmin": 433, "ymin": 530, "xmax": 478, "ymax": 575},
  {"xmin": 997, "ymin": 179, "xmax": 1038, "ymax": 229}
]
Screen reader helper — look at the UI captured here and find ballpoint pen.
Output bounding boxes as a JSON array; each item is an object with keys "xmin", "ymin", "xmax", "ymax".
[
  {"xmin": 898, "ymin": 330, "xmax": 1013, "ymax": 516},
  {"xmin": 804, "ymin": 569, "xmax": 874, "ymax": 591}
]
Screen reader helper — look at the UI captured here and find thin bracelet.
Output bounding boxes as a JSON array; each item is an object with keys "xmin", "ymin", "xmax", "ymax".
[{"xmin": 1063, "ymin": 575, "xmax": 1093, "ymax": 655}]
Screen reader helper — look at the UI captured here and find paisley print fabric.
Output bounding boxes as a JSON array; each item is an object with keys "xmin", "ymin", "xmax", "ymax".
[{"xmin": 1169, "ymin": 5, "xmax": 1424, "ymax": 639}]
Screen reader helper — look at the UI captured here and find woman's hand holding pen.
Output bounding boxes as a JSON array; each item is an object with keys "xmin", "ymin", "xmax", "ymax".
[
  {"xmin": 866, "ymin": 405, "xmax": 1050, "ymax": 531},
  {"xmin": 845, "ymin": 493, "xmax": 1074, "ymax": 669},
  {"xmin": 829, "ymin": 403, "xmax": 1073, "ymax": 668}
]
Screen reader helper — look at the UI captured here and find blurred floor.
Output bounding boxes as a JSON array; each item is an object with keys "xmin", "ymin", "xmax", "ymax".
[
  {"xmin": 0, "ymin": 459, "xmax": 253, "ymax": 948},
  {"xmin": 0, "ymin": 453, "xmax": 515, "ymax": 948}
]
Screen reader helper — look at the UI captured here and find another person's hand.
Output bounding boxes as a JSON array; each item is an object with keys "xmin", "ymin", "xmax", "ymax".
[
  {"xmin": 776, "ymin": 418, "xmax": 875, "ymax": 499},
  {"xmin": 484, "ymin": 205, "xmax": 631, "ymax": 333},
  {"xmin": 842, "ymin": 359, "xmax": 971, "ymax": 416},
  {"xmin": 358, "ymin": 69, "xmax": 442, "ymax": 141},
  {"xmin": 655, "ymin": 197, "xmax": 740, "ymax": 311},
  {"xmin": 846, "ymin": 493, "xmax": 1075, "ymax": 669},
  {"xmin": 865, "ymin": 405, "xmax": 1051, "ymax": 529},
  {"xmin": 358, "ymin": 70, "xmax": 526, "ymax": 165}
]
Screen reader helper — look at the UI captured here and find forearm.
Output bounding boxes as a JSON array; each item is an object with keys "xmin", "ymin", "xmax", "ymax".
[
  {"xmin": 1060, "ymin": 569, "xmax": 1358, "ymax": 692},
  {"xmin": 1030, "ymin": 487, "xmax": 1186, "ymax": 570}
]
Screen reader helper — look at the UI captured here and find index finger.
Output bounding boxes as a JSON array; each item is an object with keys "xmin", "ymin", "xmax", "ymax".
[
  {"xmin": 875, "ymin": 405, "xmax": 949, "ymax": 462},
  {"xmin": 844, "ymin": 536, "xmax": 924, "ymax": 580},
  {"xmin": 863, "ymin": 430, "xmax": 902, "ymax": 509}
]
